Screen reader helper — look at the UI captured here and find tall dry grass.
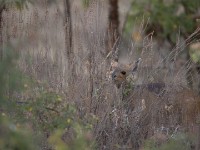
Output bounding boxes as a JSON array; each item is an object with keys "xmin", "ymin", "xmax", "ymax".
[{"xmin": 2, "ymin": 0, "xmax": 200, "ymax": 149}]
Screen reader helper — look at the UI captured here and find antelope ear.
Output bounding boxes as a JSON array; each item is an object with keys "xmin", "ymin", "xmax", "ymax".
[
  {"xmin": 111, "ymin": 60, "xmax": 118, "ymax": 69},
  {"xmin": 132, "ymin": 58, "xmax": 142, "ymax": 72}
]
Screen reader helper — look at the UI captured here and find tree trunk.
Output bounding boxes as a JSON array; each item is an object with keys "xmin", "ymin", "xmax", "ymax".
[
  {"xmin": 106, "ymin": 0, "xmax": 120, "ymax": 79},
  {"xmin": 107, "ymin": 0, "xmax": 119, "ymax": 53},
  {"xmin": 0, "ymin": 7, "xmax": 4, "ymax": 61},
  {"xmin": 64, "ymin": 0, "xmax": 72, "ymax": 52},
  {"xmin": 64, "ymin": 0, "xmax": 76, "ymax": 89}
]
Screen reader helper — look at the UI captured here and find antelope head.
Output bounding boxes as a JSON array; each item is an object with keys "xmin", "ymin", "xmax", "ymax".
[{"xmin": 111, "ymin": 58, "xmax": 142, "ymax": 88}]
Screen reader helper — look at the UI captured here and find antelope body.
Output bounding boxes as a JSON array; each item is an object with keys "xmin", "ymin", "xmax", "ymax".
[{"xmin": 110, "ymin": 58, "xmax": 200, "ymax": 127}]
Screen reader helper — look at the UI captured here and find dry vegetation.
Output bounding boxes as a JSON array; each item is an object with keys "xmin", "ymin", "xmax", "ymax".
[{"xmin": 1, "ymin": 0, "xmax": 200, "ymax": 150}]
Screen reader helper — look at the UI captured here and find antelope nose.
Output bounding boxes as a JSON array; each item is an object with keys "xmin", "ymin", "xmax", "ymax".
[
  {"xmin": 112, "ymin": 72, "xmax": 117, "ymax": 79},
  {"xmin": 113, "ymin": 75, "xmax": 117, "ymax": 79}
]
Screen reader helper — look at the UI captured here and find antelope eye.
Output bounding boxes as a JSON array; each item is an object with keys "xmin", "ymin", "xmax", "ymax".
[{"xmin": 121, "ymin": 71, "xmax": 126, "ymax": 75}]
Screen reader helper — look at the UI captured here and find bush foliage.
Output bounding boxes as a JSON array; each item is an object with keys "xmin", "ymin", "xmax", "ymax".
[
  {"xmin": 0, "ymin": 48, "xmax": 94, "ymax": 150},
  {"xmin": 126, "ymin": 0, "xmax": 200, "ymax": 43}
]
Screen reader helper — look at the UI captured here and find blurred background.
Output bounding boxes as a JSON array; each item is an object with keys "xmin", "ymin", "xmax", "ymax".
[{"xmin": 0, "ymin": 0, "xmax": 200, "ymax": 150}]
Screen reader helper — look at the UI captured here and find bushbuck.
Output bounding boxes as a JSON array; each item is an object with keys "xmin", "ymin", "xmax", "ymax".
[{"xmin": 110, "ymin": 58, "xmax": 200, "ymax": 149}]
